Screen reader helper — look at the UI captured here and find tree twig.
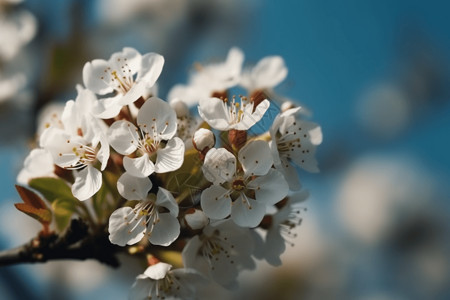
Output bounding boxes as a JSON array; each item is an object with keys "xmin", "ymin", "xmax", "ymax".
[{"xmin": 0, "ymin": 219, "xmax": 121, "ymax": 268}]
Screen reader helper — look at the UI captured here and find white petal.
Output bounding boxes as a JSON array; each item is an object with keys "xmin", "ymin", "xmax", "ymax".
[
  {"xmin": 108, "ymin": 206, "xmax": 146, "ymax": 246},
  {"xmin": 201, "ymin": 185, "xmax": 232, "ymax": 220},
  {"xmin": 142, "ymin": 262, "xmax": 172, "ymax": 280},
  {"xmin": 40, "ymin": 127, "xmax": 80, "ymax": 167},
  {"xmin": 129, "ymin": 278, "xmax": 152, "ymax": 300},
  {"xmin": 72, "ymin": 166, "xmax": 102, "ymax": 201},
  {"xmin": 110, "ymin": 47, "xmax": 141, "ymax": 74},
  {"xmin": 235, "ymin": 99, "xmax": 270, "ymax": 130},
  {"xmin": 198, "ymin": 97, "xmax": 231, "ymax": 131},
  {"xmin": 96, "ymin": 133, "xmax": 110, "ymax": 171},
  {"xmin": 276, "ymin": 158, "xmax": 302, "ymax": 191},
  {"xmin": 108, "ymin": 120, "xmax": 139, "ymax": 155},
  {"xmin": 148, "ymin": 213, "xmax": 180, "ymax": 246},
  {"xmin": 116, "ymin": 80, "xmax": 147, "ymax": 106},
  {"xmin": 202, "ymin": 148, "xmax": 236, "ymax": 185},
  {"xmin": 231, "ymin": 195, "xmax": 266, "ymax": 228},
  {"xmin": 155, "ymin": 187, "xmax": 178, "ymax": 217},
  {"xmin": 137, "ymin": 97, "xmax": 177, "ymax": 140},
  {"xmin": 138, "ymin": 52, "xmax": 164, "ymax": 88},
  {"xmin": 82, "ymin": 59, "xmax": 113, "ymax": 95},
  {"xmin": 154, "ymin": 137, "xmax": 185, "ymax": 173},
  {"xmin": 252, "ymin": 56, "xmax": 287, "ymax": 90},
  {"xmin": 182, "ymin": 235, "xmax": 202, "ymax": 269},
  {"xmin": 248, "ymin": 169, "xmax": 289, "ymax": 205},
  {"xmin": 123, "ymin": 155, "xmax": 155, "ymax": 178},
  {"xmin": 117, "ymin": 172, "xmax": 152, "ymax": 200},
  {"xmin": 92, "ymin": 96, "xmax": 123, "ymax": 119},
  {"xmin": 17, "ymin": 149, "xmax": 54, "ymax": 184},
  {"xmin": 239, "ymin": 140, "xmax": 273, "ymax": 177},
  {"xmin": 265, "ymin": 228, "xmax": 285, "ymax": 266},
  {"xmin": 168, "ymin": 84, "xmax": 209, "ymax": 107}
]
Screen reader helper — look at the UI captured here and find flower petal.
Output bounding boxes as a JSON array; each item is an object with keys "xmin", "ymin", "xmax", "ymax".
[
  {"xmin": 108, "ymin": 206, "xmax": 146, "ymax": 246},
  {"xmin": 239, "ymin": 140, "xmax": 273, "ymax": 177},
  {"xmin": 149, "ymin": 213, "xmax": 180, "ymax": 246},
  {"xmin": 138, "ymin": 52, "xmax": 164, "ymax": 88},
  {"xmin": 265, "ymin": 228, "xmax": 285, "ymax": 266},
  {"xmin": 275, "ymin": 158, "xmax": 301, "ymax": 191},
  {"xmin": 235, "ymin": 99, "xmax": 270, "ymax": 130},
  {"xmin": 201, "ymin": 185, "xmax": 232, "ymax": 220},
  {"xmin": 116, "ymin": 80, "xmax": 147, "ymax": 106},
  {"xmin": 137, "ymin": 97, "xmax": 177, "ymax": 140},
  {"xmin": 129, "ymin": 277, "xmax": 152, "ymax": 300},
  {"xmin": 72, "ymin": 166, "xmax": 102, "ymax": 201},
  {"xmin": 198, "ymin": 97, "xmax": 231, "ymax": 131},
  {"xmin": 108, "ymin": 120, "xmax": 139, "ymax": 155},
  {"xmin": 251, "ymin": 56, "xmax": 287, "ymax": 90},
  {"xmin": 247, "ymin": 169, "xmax": 289, "ymax": 205},
  {"xmin": 82, "ymin": 59, "xmax": 113, "ymax": 95},
  {"xmin": 155, "ymin": 187, "xmax": 178, "ymax": 217},
  {"xmin": 123, "ymin": 154, "xmax": 155, "ymax": 178},
  {"xmin": 117, "ymin": 172, "xmax": 152, "ymax": 200},
  {"xmin": 202, "ymin": 148, "xmax": 236, "ymax": 185},
  {"xmin": 142, "ymin": 262, "xmax": 172, "ymax": 280},
  {"xmin": 231, "ymin": 195, "xmax": 266, "ymax": 228},
  {"xmin": 92, "ymin": 96, "xmax": 123, "ymax": 119},
  {"xmin": 154, "ymin": 137, "xmax": 185, "ymax": 173}
]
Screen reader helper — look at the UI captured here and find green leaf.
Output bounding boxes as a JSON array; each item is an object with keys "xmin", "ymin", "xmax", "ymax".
[
  {"xmin": 52, "ymin": 198, "xmax": 77, "ymax": 232},
  {"xmin": 29, "ymin": 177, "xmax": 75, "ymax": 203},
  {"xmin": 163, "ymin": 149, "xmax": 209, "ymax": 204}
]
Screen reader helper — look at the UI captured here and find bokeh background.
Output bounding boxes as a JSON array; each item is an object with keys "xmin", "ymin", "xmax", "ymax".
[{"xmin": 1, "ymin": 0, "xmax": 449, "ymax": 299}]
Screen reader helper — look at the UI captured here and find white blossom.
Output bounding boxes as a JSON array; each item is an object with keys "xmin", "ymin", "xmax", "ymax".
[
  {"xmin": 182, "ymin": 219, "xmax": 255, "ymax": 289},
  {"xmin": 198, "ymin": 96, "xmax": 270, "ymax": 131},
  {"xmin": 261, "ymin": 190, "xmax": 308, "ymax": 266},
  {"xmin": 129, "ymin": 262, "xmax": 205, "ymax": 300},
  {"xmin": 240, "ymin": 55, "xmax": 288, "ymax": 94},
  {"xmin": 168, "ymin": 47, "xmax": 244, "ymax": 107},
  {"xmin": 83, "ymin": 47, "xmax": 164, "ymax": 118},
  {"xmin": 108, "ymin": 173, "xmax": 180, "ymax": 247},
  {"xmin": 269, "ymin": 107, "xmax": 322, "ymax": 190},
  {"xmin": 108, "ymin": 97, "xmax": 185, "ymax": 178},
  {"xmin": 40, "ymin": 95, "xmax": 110, "ymax": 200},
  {"xmin": 201, "ymin": 140, "xmax": 288, "ymax": 227}
]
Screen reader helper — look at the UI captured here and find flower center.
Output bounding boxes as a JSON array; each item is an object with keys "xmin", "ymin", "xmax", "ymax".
[
  {"xmin": 101, "ymin": 58, "xmax": 135, "ymax": 94},
  {"xmin": 232, "ymin": 179, "xmax": 246, "ymax": 191}
]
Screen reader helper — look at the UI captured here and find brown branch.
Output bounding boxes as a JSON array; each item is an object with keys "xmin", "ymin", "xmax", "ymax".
[{"xmin": 0, "ymin": 219, "xmax": 121, "ymax": 268}]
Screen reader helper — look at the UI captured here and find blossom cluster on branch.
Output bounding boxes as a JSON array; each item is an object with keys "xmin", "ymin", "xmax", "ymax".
[{"xmin": 14, "ymin": 46, "xmax": 322, "ymax": 299}]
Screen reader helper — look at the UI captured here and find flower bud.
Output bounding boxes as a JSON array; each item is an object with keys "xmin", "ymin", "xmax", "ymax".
[
  {"xmin": 192, "ymin": 128, "xmax": 215, "ymax": 153},
  {"xmin": 170, "ymin": 98, "xmax": 189, "ymax": 118},
  {"xmin": 184, "ymin": 208, "xmax": 209, "ymax": 230}
]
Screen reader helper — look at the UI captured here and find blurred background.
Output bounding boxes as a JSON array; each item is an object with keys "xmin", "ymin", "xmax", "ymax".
[{"xmin": 1, "ymin": 0, "xmax": 450, "ymax": 299}]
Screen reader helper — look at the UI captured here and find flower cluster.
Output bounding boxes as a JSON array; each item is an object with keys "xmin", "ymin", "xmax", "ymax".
[{"xmin": 16, "ymin": 47, "xmax": 322, "ymax": 299}]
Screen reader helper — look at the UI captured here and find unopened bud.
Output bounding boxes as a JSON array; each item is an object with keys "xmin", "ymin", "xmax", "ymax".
[
  {"xmin": 170, "ymin": 98, "xmax": 189, "ymax": 118},
  {"xmin": 192, "ymin": 128, "xmax": 215, "ymax": 153},
  {"xmin": 184, "ymin": 208, "xmax": 209, "ymax": 230}
]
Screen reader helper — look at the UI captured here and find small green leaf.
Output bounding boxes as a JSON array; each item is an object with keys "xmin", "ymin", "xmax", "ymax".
[
  {"xmin": 163, "ymin": 149, "xmax": 209, "ymax": 204},
  {"xmin": 29, "ymin": 177, "xmax": 74, "ymax": 203},
  {"xmin": 52, "ymin": 198, "xmax": 77, "ymax": 232}
]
